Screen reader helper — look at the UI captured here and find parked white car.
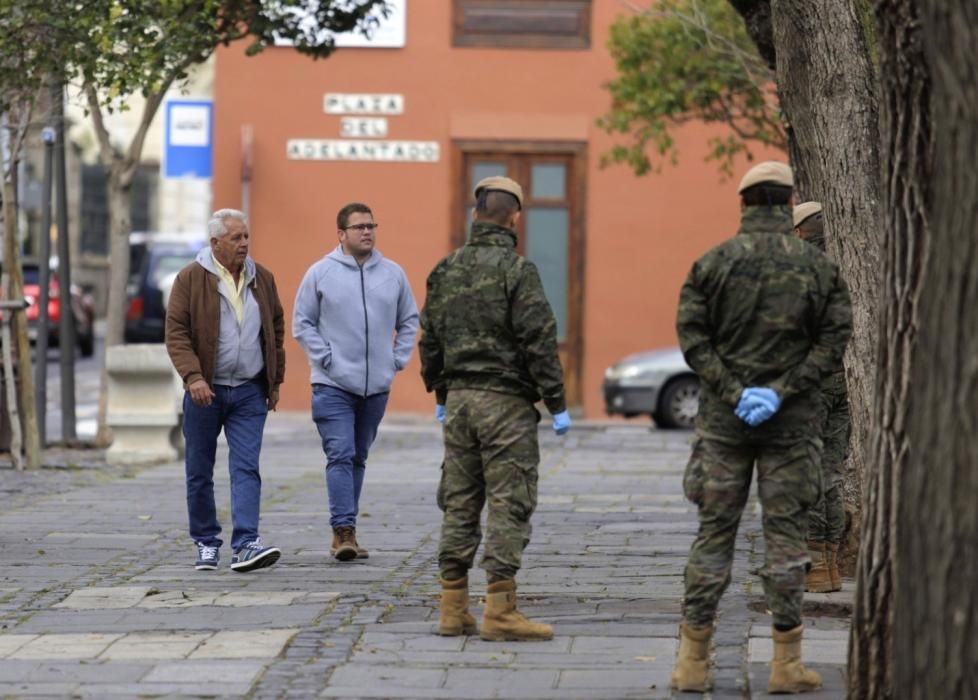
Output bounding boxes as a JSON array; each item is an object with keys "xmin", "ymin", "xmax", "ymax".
[{"xmin": 602, "ymin": 347, "xmax": 699, "ymax": 429}]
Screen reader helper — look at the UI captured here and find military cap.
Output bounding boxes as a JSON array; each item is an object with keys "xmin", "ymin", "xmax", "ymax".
[
  {"xmin": 793, "ymin": 201, "xmax": 823, "ymax": 228},
  {"xmin": 474, "ymin": 176, "xmax": 524, "ymax": 210},
  {"xmin": 737, "ymin": 161, "xmax": 794, "ymax": 193}
]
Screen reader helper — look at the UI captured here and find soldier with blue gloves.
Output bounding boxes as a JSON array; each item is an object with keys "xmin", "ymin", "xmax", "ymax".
[
  {"xmin": 671, "ymin": 162, "xmax": 852, "ymax": 694},
  {"xmin": 419, "ymin": 175, "xmax": 569, "ymax": 642}
]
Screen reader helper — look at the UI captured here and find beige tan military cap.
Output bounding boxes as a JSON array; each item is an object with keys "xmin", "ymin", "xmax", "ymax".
[
  {"xmin": 737, "ymin": 161, "xmax": 794, "ymax": 193},
  {"xmin": 793, "ymin": 201, "xmax": 823, "ymax": 228},
  {"xmin": 474, "ymin": 176, "xmax": 524, "ymax": 209}
]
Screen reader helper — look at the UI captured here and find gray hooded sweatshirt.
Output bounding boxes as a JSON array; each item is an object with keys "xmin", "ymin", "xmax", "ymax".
[
  {"xmin": 195, "ymin": 247, "xmax": 265, "ymax": 387},
  {"xmin": 292, "ymin": 245, "xmax": 419, "ymax": 397}
]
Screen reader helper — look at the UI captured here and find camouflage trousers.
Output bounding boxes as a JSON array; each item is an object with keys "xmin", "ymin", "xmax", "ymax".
[
  {"xmin": 437, "ymin": 389, "xmax": 540, "ymax": 584},
  {"xmin": 807, "ymin": 393, "xmax": 850, "ymax": 544},
  {"xmin": 682, "ymin": 436, "xmax": 821, "ymax": 629}
]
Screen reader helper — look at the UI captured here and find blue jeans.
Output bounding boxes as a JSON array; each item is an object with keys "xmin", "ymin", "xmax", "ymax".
[
  {"xmin": 312, "ymin": 385, "xmax": 389, "ymax": 529},
  {"xmin": 184, "ymin": 379, "xmax": 268, "ymax": 551}
]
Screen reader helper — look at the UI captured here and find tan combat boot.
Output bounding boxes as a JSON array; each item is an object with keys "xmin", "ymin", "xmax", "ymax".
[
  {"xmin": 480, "ymin": 580, "xmax": 553, "ymax": 641},
  {"xmin": 826, "ymin": 543, "xmax": 841, "ymax": 592},
  {"xmin": 438, "ymin": 577, "xmax": 478, "ymax": 636},
  {"xmin": 330, "ymin": 526, "xmax": 358, "ymax": 561},
  {"xmin": 768, "ymin": 625, "xmax": 822, "ymax": 693},
  {"xmin": 804, "ymin": 542, "xmax": 833, "ymax": 593},
  {"xmin": 670, "ymin": 623, "xmax": 712, "ymax": 692}
]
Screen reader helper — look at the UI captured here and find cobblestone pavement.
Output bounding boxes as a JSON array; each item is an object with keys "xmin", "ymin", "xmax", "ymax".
[{"xmin": 0, "ymin": 412, "xmax": 850, "ymax": 698}]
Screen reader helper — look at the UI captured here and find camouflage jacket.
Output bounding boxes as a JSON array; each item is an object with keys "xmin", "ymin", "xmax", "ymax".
[
  {"xmin": 419, "ymin": 221, "xmax": 566, "ymax": 414},
  {"xmin": 798, "ymin": 216, "xmax": 849, "ymax": 410},
  {"xmin": 676, "ymin": 206, "xmax": 852, "ymax": 443}
]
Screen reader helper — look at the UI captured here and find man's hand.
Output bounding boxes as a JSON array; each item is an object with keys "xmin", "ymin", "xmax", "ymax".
[
  {"xmin": 552, "ymin": 410, "xmax": 572, "ymax": 435},
  {"xmin": 735, "ymin": 387, "xmax": 781, "ymax": 427},
  {"xmin": 189, "ymin": 379, "xmax": 215, "ymax": 407},
  {"xmin": 268, "ymin": 388, "xmax": 280, "ymax": 411}
]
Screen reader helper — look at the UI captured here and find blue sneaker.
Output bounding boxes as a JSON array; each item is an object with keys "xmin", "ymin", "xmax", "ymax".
[
  {"xmin": 194, "ymin": 542, "xmax": 219, "ymax": 571},
  {"xmin": 230, "ymin": 538, "xmax": 281, "ymax": 573}
]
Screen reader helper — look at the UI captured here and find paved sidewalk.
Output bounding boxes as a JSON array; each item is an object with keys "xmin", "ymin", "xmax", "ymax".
[{"xmin": 0, "ymin": 413, "xmax": 850, "ymax": 698}]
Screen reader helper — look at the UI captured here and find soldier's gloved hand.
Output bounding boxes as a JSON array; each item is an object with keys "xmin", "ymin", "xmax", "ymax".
[
  {"xmin": 552, "ymin": 410, "xmax": 571, "ymax": 435},
  {"xmin": 435, "ymin": 404, "xmax": 446, "ymax": 423},
  {"xmin": 735, "ymin": 387, "xmax": 781, "ymax": 426}
]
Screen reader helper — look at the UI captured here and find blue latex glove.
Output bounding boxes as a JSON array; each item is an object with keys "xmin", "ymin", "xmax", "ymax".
[
  {"xmin": 552, "ymin": 410, "xmax": 571, "ymax": 435},
  {"xmin": 735, "ymin": 387, "xmax": 782, "ymax": 427},
  {"xmin": 435, "ymin": 404, "xmax": 446, "ymax": 423}
]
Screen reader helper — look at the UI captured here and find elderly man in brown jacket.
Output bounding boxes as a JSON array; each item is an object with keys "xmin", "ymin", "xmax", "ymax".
[{"xmin": 165, "ymin": 208, "xmax": 285, "ymax": 573}]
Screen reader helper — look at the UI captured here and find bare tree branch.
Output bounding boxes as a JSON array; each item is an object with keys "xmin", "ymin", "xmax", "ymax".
[{"xmin": 84, "ymin": 83, "xmax": 121, "ymax": 175}]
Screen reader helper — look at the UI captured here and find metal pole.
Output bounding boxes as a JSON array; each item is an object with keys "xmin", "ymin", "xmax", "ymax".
[
  {"xmin": 51, "ymin": 81, "xmax": 76, "ymax": 441},
  {"xmin": 35, "ymin": 128, "xmax": 55, "ymax": 446}
]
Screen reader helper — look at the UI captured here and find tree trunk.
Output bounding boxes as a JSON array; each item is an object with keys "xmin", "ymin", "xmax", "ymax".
[
  {"xmin": 770, "ymin": 0, "xmax": 881, "ymax": 571},
  {"xmin": 1, "ymin": 180, "xmax": 41, "ymax": 469},
  {"xmin": 848, "ymin": 1, "xmax": 930, "ymax": 697},
  {"xmin": 726, "ymin": 1, "xmax": 816, "ymax": 197},
  {"xmin": 892, "ymin": 1, "xmax": 978, "ymax": 696},
  {"xmin": 94, "ymin": 173, "xmax": 133, "ymax": 446}
]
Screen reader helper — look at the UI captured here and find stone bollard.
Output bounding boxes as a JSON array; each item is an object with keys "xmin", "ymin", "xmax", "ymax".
[{"xmin": 105, "ymin": 344, "xmax": 181, "ymax": 465}]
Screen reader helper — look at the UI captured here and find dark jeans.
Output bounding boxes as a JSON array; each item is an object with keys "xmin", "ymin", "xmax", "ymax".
[
  {"xmin": 312, "ymin": 385, "xmax": 389, "ymax": 529},
  {"xmin": 184, "ymin": 379, "xmax": 268, "ymax": 551}
]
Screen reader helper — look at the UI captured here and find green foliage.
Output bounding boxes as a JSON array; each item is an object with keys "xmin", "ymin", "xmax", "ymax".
[
  {"xmin": 0, "ymin": 0, "xmax": 390, "ymax": 114},
  {"xmin": 79, "ymin": 0, "xmax": 390, "ymax": 110},
  {"xmin": 0, "ymin": 1, "xmax": 84, "ymax": 115},
  {"xmin": 599, "ymin": 0, "xmax": 785, "ymax": 176}
]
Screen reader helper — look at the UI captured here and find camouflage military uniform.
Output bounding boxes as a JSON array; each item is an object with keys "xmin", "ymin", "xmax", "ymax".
[
  {"xmin": 799, "ymin": 219, "xmax": 850, "ymax": 545},
  {"xmin": 419, "ymin": 220, "xmax": 565, "ymax": 583},
  {"xmin": 676, "ymin": 205, "xmax": 852, "ymax": 630}
]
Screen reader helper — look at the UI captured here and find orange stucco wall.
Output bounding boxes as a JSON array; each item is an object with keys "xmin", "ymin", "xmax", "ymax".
[{"xmin": 211, "ymin": 1, "xmax": 780, "ymax": 417}]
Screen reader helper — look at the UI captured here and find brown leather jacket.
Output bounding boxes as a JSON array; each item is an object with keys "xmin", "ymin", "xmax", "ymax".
[{"xmin": 165, "ymin": 259, "xmax": 285, "ymax": 392}]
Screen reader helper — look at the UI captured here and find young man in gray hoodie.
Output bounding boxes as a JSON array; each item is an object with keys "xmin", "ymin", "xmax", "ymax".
[{"xmin": 293, "ymin": 202, "xmax": 419, "ymax": 561}]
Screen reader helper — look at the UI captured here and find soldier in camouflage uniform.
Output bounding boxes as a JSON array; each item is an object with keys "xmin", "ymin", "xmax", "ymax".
[
  {"xmin": 793, "ymin": 202, "xmax": 850, "ymax": 594},
  {"xmin": 419, "ymin": 176, "xmax": 571, "ymax": 642},
  {"xmin": 670, "ymin": 162, "xmax": 852, "ymax": 694}
]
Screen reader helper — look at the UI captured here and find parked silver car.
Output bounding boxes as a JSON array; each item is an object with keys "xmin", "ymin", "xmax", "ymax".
[{"xmin": 602, "ymin": 347, "xmax": 699, "ymax": 429}]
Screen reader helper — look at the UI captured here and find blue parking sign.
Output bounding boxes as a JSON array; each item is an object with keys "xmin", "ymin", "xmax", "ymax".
[{"xmin": 164, "ymin": 100, "xmax": 213, "ymax": 178}]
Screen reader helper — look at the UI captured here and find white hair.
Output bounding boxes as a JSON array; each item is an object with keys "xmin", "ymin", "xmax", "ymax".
[{"xmin": 207, "ymin": 209, "xmax": 248, "ymax": 239}]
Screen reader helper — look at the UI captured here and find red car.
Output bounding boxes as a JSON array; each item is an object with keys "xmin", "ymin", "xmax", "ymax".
[{"xmin": 21, "ymin": 261, "xmax": 96, "ymax": 357}]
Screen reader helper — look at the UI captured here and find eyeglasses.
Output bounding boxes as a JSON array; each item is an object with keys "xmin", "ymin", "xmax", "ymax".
[{"xmin": 344, "ymin": 223, "xmax": 379, "ymax": 233}]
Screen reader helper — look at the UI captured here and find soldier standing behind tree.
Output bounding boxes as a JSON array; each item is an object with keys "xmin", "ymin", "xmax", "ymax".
[
  {"xmin": 671, "ymin": 162, "xmax": 853, "ymax": 694},
  {"xmin": 793, "ymin": 201, "xmax": 850, "ymax": 594},
  {"xmin": 419, "ymin": 176, "xmax": 571, "ymax": 642}
]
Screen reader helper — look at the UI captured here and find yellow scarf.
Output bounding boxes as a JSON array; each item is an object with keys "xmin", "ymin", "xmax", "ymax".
[{"xmin": 211, "ymin": 252, "xmax": 246, "ymax": 324}]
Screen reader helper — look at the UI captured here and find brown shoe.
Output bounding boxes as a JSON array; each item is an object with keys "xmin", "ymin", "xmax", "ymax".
[
  {"xmin": 331, "ymin": 526, "xmax": 358, "ymax": 561},
  {"xmin": 768, "ymin": 625, "xmax": 822, "ymax": 693},
  {"xmin": 670, "ymin": 622, "xmax": 712, "ymax": 692},
  {"xmin": 480, "ymin": 580, "xmax": 553, "ymax": 641},
  {"xmin": 826, "ymin": 543, "xmax": 841, "ymax": 592},
  {"xmin": 352, "ymin": 532, "xmax": 369, "ymax": 559},
  {"xmin": 804, "ymin": 541, "xmax": 833, "ymax": 593},
  {"xmin": 438, "ymin": 577, "xmax": 478, "ymax": 636}
]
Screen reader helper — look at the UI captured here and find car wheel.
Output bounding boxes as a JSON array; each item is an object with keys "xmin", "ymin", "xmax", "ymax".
[{"xmin": 655, "ymin": 376, "xmax": 700, "ymax": 429}]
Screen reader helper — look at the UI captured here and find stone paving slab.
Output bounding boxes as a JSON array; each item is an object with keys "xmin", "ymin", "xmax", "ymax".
[
  {"xmin": 142, "ymin": 658, "xmax": 264, "ymax": 683},
  {"xmin": 9, "ymin": 633, "xmax": 123, "ymax": 659},
  {"xmin": 100, "ymin": 631, "xmax": 210, "ymax": 660},
  {"xmin": 0, "ymin": 634, "xmax": 38, "ymax": 657},
  {"xmin": 54, "ymin": 585, "xmax": 153, "ymax": 609},
  {"xmin": 189, "ymin": 628, "xmax": 298, "ymax": 658}
]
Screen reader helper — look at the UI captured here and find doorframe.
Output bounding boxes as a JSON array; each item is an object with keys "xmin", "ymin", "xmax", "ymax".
[{"xmin": 452, "ymin": 139, "xmax": 588, "ymax": 409}]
